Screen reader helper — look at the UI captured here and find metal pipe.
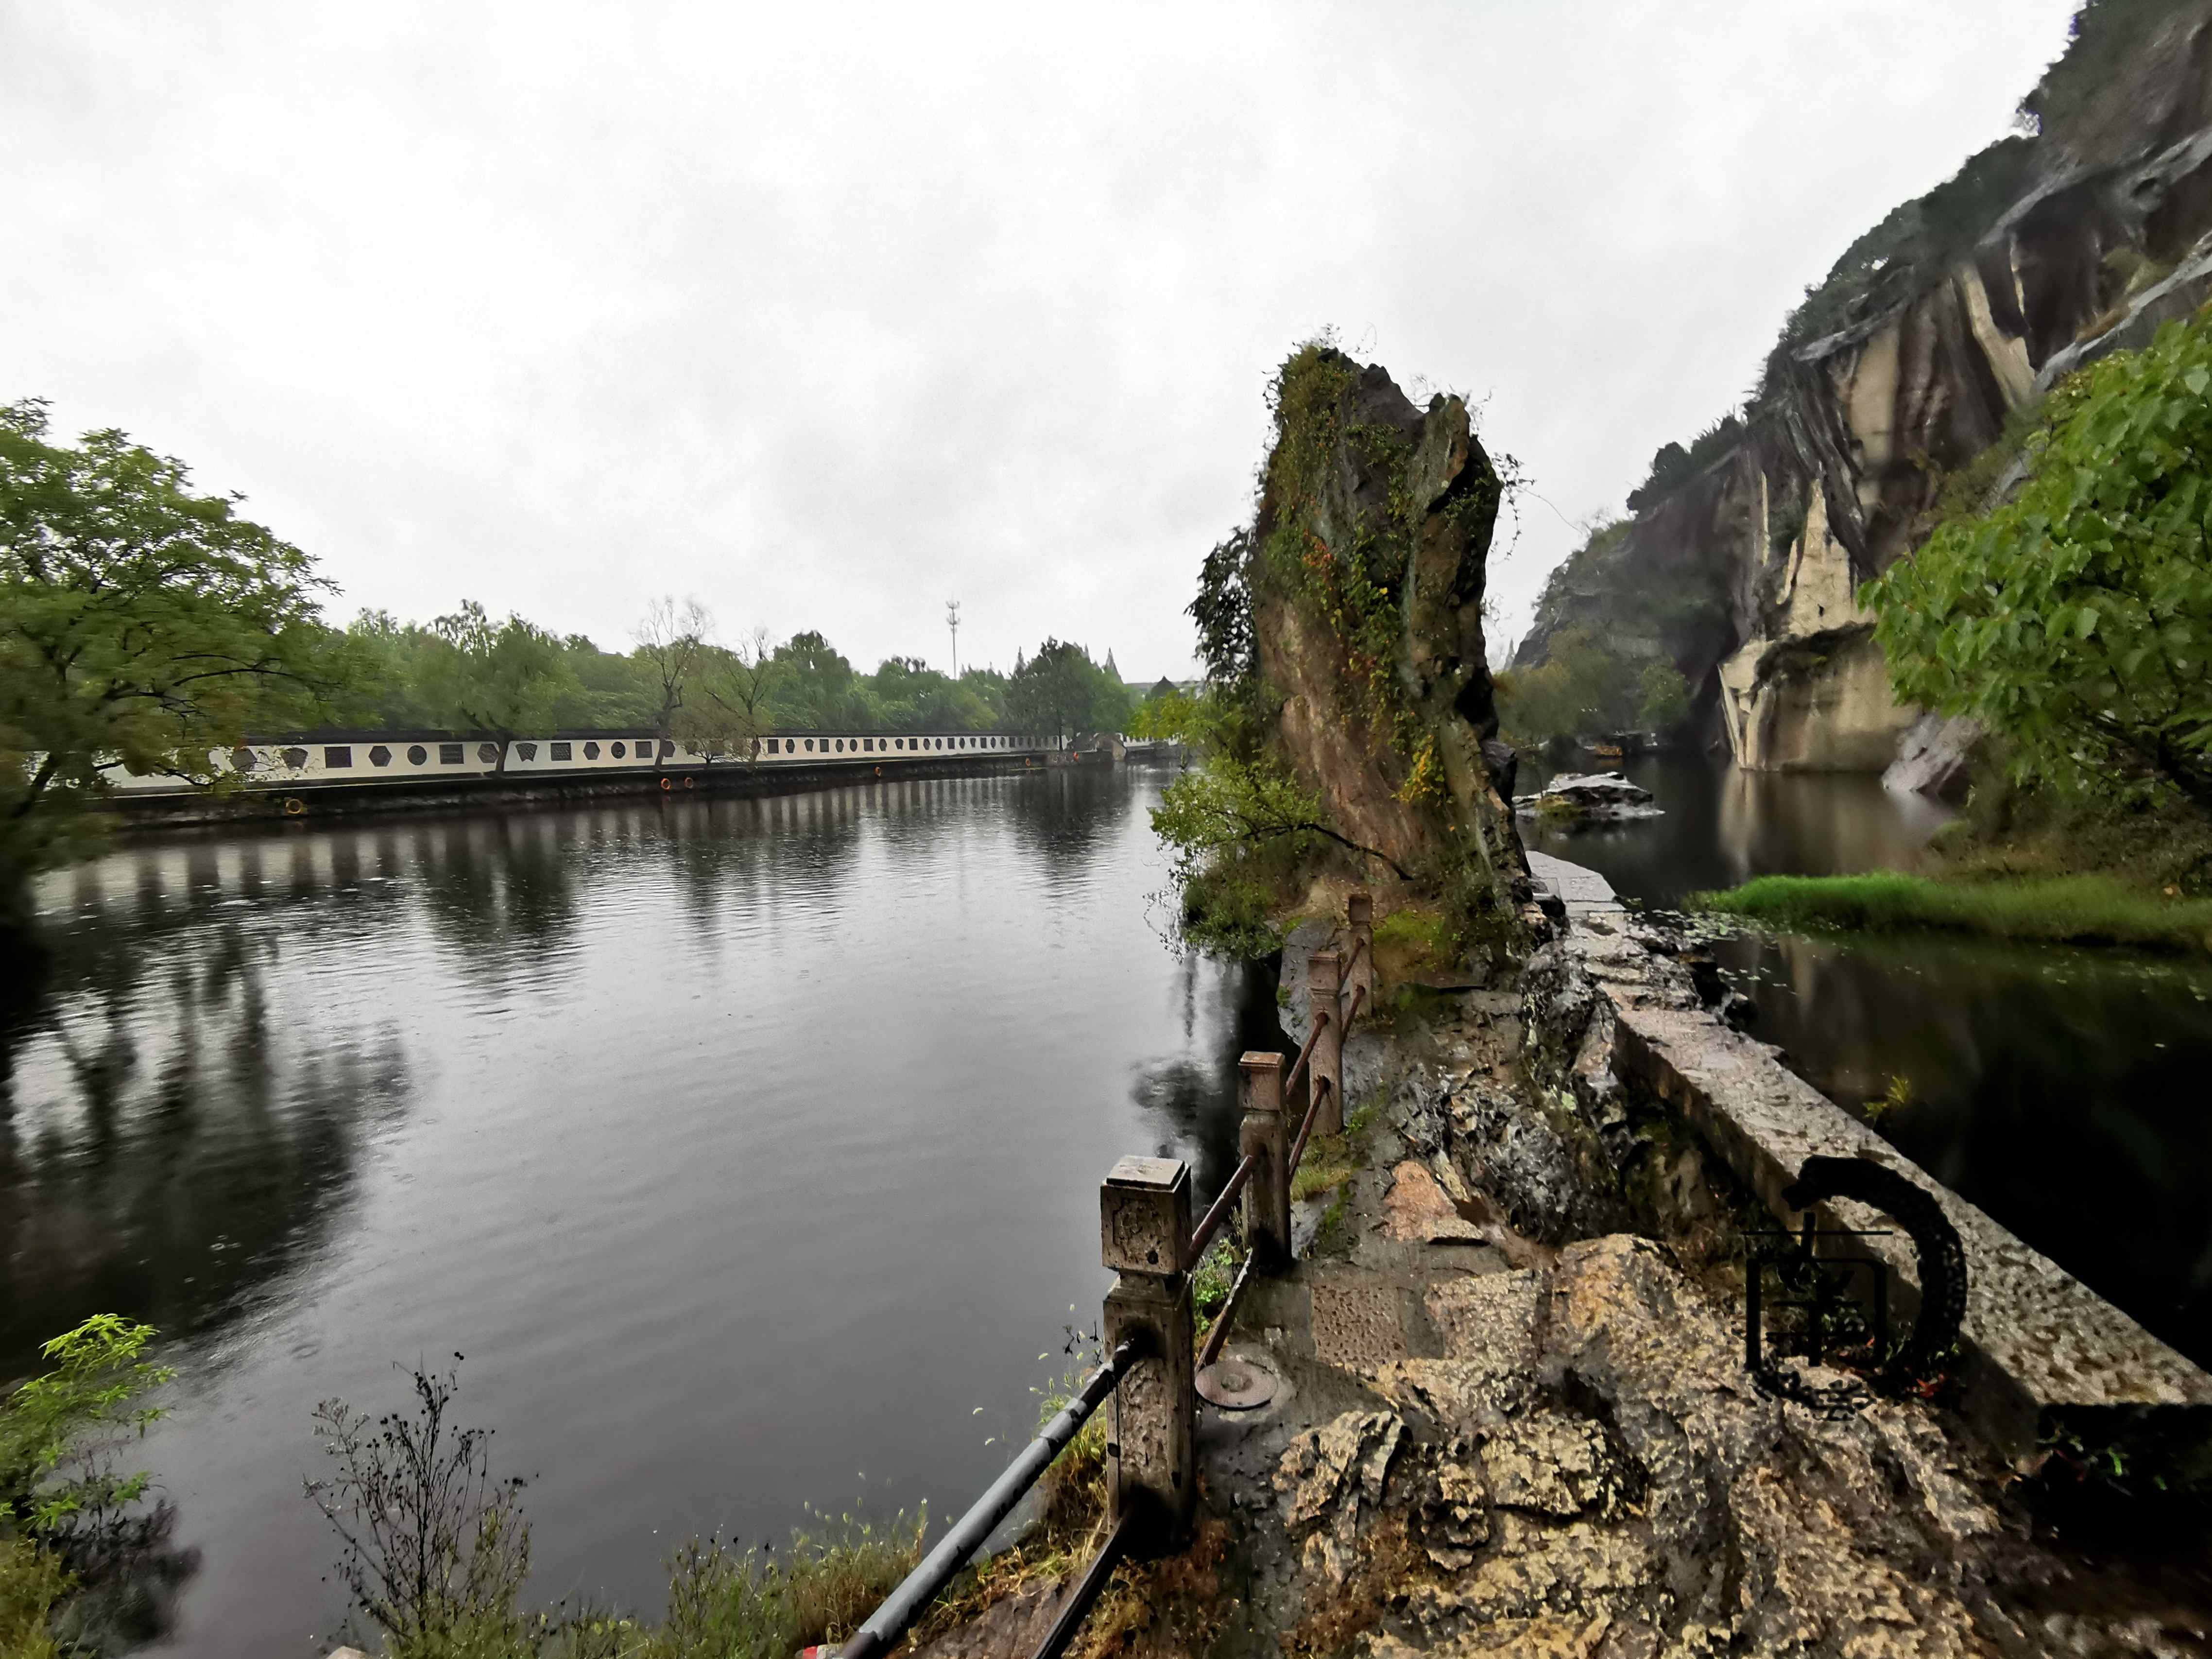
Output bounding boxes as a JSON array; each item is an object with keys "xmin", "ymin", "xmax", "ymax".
[
  {"xmin": 1196, "ymin": 1247, "xmax": 1260, "ymax": 1371},
  {"xmin": 1281, "ymin": 1009, "xmax": 1328, "ymax": 1098},
  {"xmin": 1025, "ymin": 1512, "xmax": 1137, "ymax": 1659},
  {"xmin": 1187, "ymin": 1152, "xmax": 1257, "ymax": 1261},
  {"xmin": 1288, "ymin": 1075, "xmax": 1331, "ymax": 1177},
  {"xmin": 840, "ymin": 1340, "xmax": 1142, "ymax": 1659}
]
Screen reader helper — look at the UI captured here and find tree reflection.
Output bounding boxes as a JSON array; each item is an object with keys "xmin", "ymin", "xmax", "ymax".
[
  {"xmin": 1727, "ymin": 931, "xmax": 2212, "ymax": 1368},
  {"xmin": 1, "ymin": 871, "xmax": 413, "ymax": 1383},
  {"xmin": 1126, "ymin": 953, "xmax": 1288, "ymax": 1211},
  {"xmin": 1003, "ymin": 767, "xmax": 1135, "ymax": 878}
]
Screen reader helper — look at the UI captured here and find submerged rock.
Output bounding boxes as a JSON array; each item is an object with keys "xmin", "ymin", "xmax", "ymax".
[{"xmin": 1514, "ymin": 773, "xmax": 1662, "ymax": 823}]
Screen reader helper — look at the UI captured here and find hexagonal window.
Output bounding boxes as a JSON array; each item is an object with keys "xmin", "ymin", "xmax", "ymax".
[
  {"xmin": 479, "ymin": 743, "xmax": 500, "ymax": 764},
  {"xmin": 369, "ymin": 745, "xmax": 392, "ymax": 767},
  {"xmin": 583, "ymin": 741, "xmax": 600, "ymax": 760}
]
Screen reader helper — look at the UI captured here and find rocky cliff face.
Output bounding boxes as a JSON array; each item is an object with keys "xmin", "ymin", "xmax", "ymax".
[
  {"xmin": 1244, "ymin": 350, "xmax": 1526, "ymax": 906},
  {"xmin": 1516, "ymin": 0, "xmax": 2212, "ymax": 785}
]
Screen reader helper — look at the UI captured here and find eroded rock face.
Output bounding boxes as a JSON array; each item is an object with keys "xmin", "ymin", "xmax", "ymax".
[
  {"xmin": 1514, "ymin": 6, "xmax": 2212, "ymax": 779},
  {"xmin": 1251, "ymin": 355, "xmax": 1525, "ymax": 899}
]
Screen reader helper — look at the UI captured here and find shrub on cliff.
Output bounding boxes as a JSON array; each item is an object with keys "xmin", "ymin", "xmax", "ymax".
[{"xmin": 1866, "ymin": 310, "xmax": 2212, "ymax": 813}]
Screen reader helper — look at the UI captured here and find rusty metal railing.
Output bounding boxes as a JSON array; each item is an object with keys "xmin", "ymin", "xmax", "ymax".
[
  {"xmin": 1193, "ymin": 898, "xmax": 1376, "ymax": 1384},
  {"xmin": 1187, "ymin": 1150, "xmax": 1256, "ymax": 1261},
  {"xmin": 839, "ymin": 1340, "xmax": 1142, "ymax": 1659}
]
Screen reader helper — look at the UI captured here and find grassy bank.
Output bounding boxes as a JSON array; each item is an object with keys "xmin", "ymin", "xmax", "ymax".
[{"xmin": 1689, "ymin": 871, "xmax": 2212, "ymax": 954}]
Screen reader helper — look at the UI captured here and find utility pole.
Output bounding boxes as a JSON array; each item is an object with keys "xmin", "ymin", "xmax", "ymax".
[{"xmin": 945, "ymin": 599, "xmax": 961, "ymax": 678}]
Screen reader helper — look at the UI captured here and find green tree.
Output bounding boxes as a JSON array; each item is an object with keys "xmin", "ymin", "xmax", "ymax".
[
  {"xmin": 1494, "ymin": 624, "xmax": 1643, "ymax": 745},
  {"xmin": 632, "ymin": 596, "xmax": 711, "ymax": 734},
  {"xmin": 867, "ymin": 656, "xmax": 994, "ymax": 732},
  {"xmin": 766, "ymin": 631, "xmax": 880, "ymax": 730},
  {"xmin": 0, "ymin": 400, "xmax": 330, "ymax": 917},
  {"xmin": 1634, "ymin": 659, "xmax": 1694, "ymax": 731},
  {"xmin": 415, "ymin": 601, "xmax": 578, "ymax": 769},
  {"xmin": 677, "ymin": 626, "xmax": 778, "ymax": 759},
  {"xmin": 1868, "ymin": 311, "xmax": 2212, "ymax": 809},
  {"xmin": 1005, "ymin": 639, "xmax": 1132, "ymax": 743}
]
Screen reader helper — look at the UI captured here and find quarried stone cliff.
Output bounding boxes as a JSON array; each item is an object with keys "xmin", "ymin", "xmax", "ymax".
[
  {"xmin": 1516, "ymin": 0, "xmax": 2212, "ymax": 788},
  {"xmin": 1235, "ymin": 347, "xmax": 1526, "ymax": 910}
]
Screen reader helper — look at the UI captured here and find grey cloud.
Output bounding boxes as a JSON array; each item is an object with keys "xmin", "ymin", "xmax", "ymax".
[{"xmin": 2, "ymin": 0, "xmax": 2079, "ymax": 679}]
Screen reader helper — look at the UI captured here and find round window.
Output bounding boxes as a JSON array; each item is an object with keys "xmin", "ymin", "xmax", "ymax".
[
  {"xmin": 369, "ymin": 745, "xmax": 392, "ymax": 767},
  {"xmin": 407, "ymin": 744, "xmax": 428, "ymax": 765},
  {"xmin": 612, "ymin": 741, "xmax": 626, "ymax": 759},
  {"xmin": 583, "ymin": 741, "xmax": 600, "ymax": 760},
  {"xmin": 479, "ymin": 743, "xmax": 500, "ymax": 764}
]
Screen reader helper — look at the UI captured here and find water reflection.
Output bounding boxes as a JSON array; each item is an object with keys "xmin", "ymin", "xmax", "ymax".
[
  {"xmin": 1129, "ymin": 950, "xmax": 1291, "ymax": 1206},
  {"xmin": 1522, "ymin": 754, "xmax": 1949, "ymax": 905},
  {"xmin": 1723, "ymin": 932, "xmax": 2212, "ymax": 1366},
  {"xmin": 1, "ymin": 766, "xmax": 1253, "ymax": 1659},
  {"xmin": 2, "ymin": 875, "xmax": 412, "ymax": 1381}
]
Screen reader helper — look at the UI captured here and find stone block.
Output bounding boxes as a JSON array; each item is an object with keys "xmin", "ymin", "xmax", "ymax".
[{"xmin": 1101, "ymin": 1156, "xmax": 1189, "ymax": 1277}]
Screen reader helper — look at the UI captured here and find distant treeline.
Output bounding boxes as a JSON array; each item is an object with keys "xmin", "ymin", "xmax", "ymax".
[
  {"xmin": 1, "ymin": 396, "xmax": 1147, "ymax": 920},
  {"xmin": 317, "ymin": 599, "xmax": 1139, "ymax": 747}
]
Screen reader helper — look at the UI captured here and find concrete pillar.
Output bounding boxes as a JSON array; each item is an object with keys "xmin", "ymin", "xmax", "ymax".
[
  {"xmin": 1346, "ymin": 890, "xmax": 1376, "ymax": 1014},
  {"xmin": 1239, "ymin": 1052, "xmax": 1290, "ymax": 1271},
  {"xmin": 1099, "ymin": 1157, "xmax": 1195, "ymax": 1554},
  {"xmin": 1308, "ymin": 948, "xmax": 1344, "ymax": 1139}
]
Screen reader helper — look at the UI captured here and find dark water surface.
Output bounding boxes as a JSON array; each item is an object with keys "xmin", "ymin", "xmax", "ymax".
[
  {"xmin": 0, "ymin": 768, "xmax": 1272, "ymax": 1656},
  {"xmin": 1523, "ymin": 755, "xmax": 2212, "ymax": 1371}
]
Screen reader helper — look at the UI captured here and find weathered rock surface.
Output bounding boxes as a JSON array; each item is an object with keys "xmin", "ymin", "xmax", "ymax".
[
  {"xmin": 1883, "ymin": 710, "xmax": 1982, "ymax": 801},
  {"xmin": 1514, "ymin": 773, "xmax": 1663, "ymax": 822},
  {"xmin": 1248, "ymin": 353, "xmax": 1526, "ymax": 900},
  {"xmin": 1514, "ymin": 3, "xmax": 2212, "ymax": 778}
]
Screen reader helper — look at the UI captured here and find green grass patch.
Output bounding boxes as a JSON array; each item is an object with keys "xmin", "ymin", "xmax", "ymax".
[
  {"xmin": 1372, "ymin": 904, "xmax": 1456, "ymax": 986},
  {"xmin": 1689, "ymin": 872, "xmax": 2212, "ymax": 953},
  {"xmin": 1289, "ymin": 1098, "xmax": 1380, "ymax": 1203}
]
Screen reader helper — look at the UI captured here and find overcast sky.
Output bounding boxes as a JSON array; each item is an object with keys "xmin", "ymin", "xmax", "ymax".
[{"xmin": 5, "ymin": 0, "xmax": 2079, "ymax": 681}]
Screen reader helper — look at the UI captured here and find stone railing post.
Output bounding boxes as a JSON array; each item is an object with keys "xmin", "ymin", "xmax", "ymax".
[
  {"xmin": 1308, "ymin": 948, "xmax": 1344, "ymax": 1138},
  {"xmin": 1239, "ymin": 1052, "xmax": 1290, "ymax": 1271},
  {"xmin": 1346, "ymin": 890, "xmax": 1376, "ymax": 1013},
  {"xmin": 1100, "ymin": 1157, "xmax": 1196, "ymax": 1553}
]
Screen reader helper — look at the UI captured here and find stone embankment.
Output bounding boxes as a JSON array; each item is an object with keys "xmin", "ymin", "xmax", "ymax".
[{"xmin": 925, "ymin": 880, "xmax": 2212, "ymax": 1659}]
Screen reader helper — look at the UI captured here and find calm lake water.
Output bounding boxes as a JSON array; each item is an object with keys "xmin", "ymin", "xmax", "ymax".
[
  {"xmin": 1523, "ymin": 754, "xmax": 2212, "ymax": 1373},
  {"xmin": 0, "ymin": 767, "xmax": 1274, "ymax": 1656}
]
